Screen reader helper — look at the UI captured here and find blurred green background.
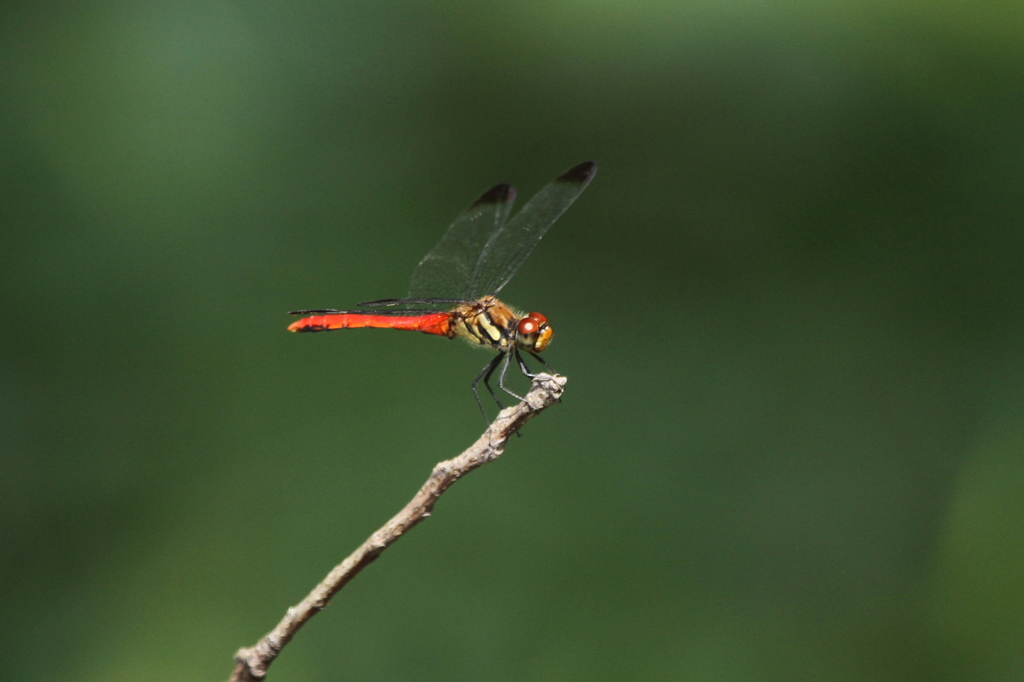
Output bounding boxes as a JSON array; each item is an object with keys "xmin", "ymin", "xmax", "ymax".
[{"xmin": 3, "ymin": 1, "xmax": 1024, "ymax": 680}]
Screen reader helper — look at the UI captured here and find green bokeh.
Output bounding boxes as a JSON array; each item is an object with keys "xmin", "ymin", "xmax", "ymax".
[{"xmin": 3, "ymin": 2, "xmax": 1024, "ymax": 680}]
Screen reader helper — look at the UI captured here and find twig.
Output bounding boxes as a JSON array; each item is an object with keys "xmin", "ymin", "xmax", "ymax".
[{"xmin": 227, "ymin": 373, "xmax": 567, "ymax": 682}]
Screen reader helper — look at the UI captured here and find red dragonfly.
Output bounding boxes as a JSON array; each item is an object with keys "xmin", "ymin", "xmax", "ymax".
[{"xmin": 289, "ymin": 161, "xmax": 597, "ymax": 418}]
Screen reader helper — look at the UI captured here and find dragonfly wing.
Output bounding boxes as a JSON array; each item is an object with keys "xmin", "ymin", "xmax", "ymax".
[
  {"xmin": 356, "ymin": 297, "xmax": 468, "ymax": 310},
  {"xmin": 407, "ymin": 183, "xmax": 517, "ymax": 300},
  {"xmin": 467, "ymin": 161, "xmax": 596, "ymax": 299}
]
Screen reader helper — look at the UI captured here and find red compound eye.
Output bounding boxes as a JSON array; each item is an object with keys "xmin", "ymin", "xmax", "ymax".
[
  {"xmin": 518, "ymin": 317, "xmax": 539, "ymax": 335},
  {"xmin": 528, "ymin": 311, "xmax": 548, "ymax": 324}
]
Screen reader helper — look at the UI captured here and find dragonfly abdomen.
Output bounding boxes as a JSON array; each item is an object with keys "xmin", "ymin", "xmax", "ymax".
[{"xmin": 288, "ymin": 311, "xmax": 454, "ymax": 337}]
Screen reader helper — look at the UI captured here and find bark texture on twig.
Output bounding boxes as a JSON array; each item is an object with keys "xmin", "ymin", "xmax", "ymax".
[{"xmin": 228, "ymin": 373, "xmax": 567, "ymax": 682}]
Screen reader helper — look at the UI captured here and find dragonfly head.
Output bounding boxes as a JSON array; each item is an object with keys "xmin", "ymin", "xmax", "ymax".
[{"xmin": 516, "ymin": 312, "xmax": 553, "ymax": 353}]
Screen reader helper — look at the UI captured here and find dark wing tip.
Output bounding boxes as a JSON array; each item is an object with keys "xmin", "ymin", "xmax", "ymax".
[
  {"xmin": 471, "ymin": 182, "xmax": 516, "ymax": 209},
  {"xmin": 557, "ymin": 161, "xmax": 597, "ymax": 185}
]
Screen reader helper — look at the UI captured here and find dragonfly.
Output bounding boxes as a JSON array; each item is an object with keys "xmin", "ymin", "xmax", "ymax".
[{"xmin": 289, "ymin": 161, "xmax": 597, "ymax": 419}]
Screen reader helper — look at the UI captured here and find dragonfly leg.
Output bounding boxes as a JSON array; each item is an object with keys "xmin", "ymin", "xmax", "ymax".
[
  {"xmin": 513, "ymin": 347, "xmax": 536, "ymax": 378},
  {"xmin": 498, "ymin": 351, "xmax": 527, "ymax": 403},
  {"xmin": 473, "ymin": 353, "xmax": 506, "ymax": 422},
  {"xmin": 528, "ymin": 351, "xmax": 555, "ymax": 373},
  {"xmin": 527, "ymin": 350, "xmax": 561, "ymax": 405}
]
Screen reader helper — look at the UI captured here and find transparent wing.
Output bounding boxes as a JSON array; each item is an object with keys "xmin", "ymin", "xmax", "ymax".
[
  {"xmin": 466, "ymin": 161, "xmax": 597, "ymax": 299},
  {"xmin": 407, "ymin": 184, "xmax": 517, "ymax": 300}
]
